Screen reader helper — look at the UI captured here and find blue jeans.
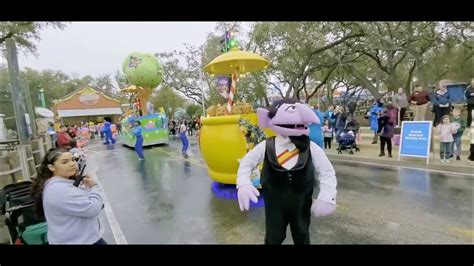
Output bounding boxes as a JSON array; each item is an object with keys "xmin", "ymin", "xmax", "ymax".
[
  {"xmin": 135, "ymin": 136, "xmax": 145, "ymax": 159},
  {"xmin": 335, "ymin": 128, "xmax": 343, "ymax": 141},
  {"xmin": 440, "ymin": 142, "xmax": 453, "ymax": 160},
  {"xmin": 179, "ymin": 132, "xmax": 189, "ymax": 153},
  {"xmin": 452, "ymin": 135, "xmax": 462, "ymax": 157}
]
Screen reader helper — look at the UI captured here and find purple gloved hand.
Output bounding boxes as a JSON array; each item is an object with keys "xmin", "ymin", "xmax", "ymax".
[
  {"xmin": 237, "ymin": 184, "xmax": 260, "ymax": 211},
  {"xmin": 311, "ymin": 199, "xmax": 336, "ymax": 217}
]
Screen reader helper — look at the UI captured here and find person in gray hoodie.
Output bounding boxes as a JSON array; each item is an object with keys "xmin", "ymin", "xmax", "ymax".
[
  {"xmin": 393, "ymin": 87, "xmax": 409, "ymax": 126},
  {"xmin": 30, "ymin": 148, "xmax": 106, "ymax": 244}
]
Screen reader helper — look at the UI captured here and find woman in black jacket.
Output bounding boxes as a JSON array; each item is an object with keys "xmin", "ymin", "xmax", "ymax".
[
  {"xmin": 332, "ymin": 106, "xmax": 348, "ymax": 141},
  {"xmin": 465, "ymin": 78, "xmax": 474, "ymax": 126}
]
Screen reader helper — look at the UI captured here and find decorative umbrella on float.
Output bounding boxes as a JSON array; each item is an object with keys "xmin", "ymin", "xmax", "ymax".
[
  {"xmin": 199, "ymin": 48, "xmax": 271, "ymax": 185},
  {"xmin": 203, "ymin": 50, "xmax": 269, "ymax": 114}
]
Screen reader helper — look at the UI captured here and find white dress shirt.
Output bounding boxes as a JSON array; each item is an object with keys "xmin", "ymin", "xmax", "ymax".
[{"xmin": 237, "ymin": 135, "xmax": 337, "ymax": 204}]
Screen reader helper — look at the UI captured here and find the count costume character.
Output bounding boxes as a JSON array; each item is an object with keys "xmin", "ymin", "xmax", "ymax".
[{"xmin": 236, "ymin": 99, "xmax": 338, "ymax": 245}]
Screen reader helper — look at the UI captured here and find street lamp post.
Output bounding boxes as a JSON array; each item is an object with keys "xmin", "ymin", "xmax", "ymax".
[{"xmin": 38, "ymin": 86, "xmax": 46, "ymax": 108}]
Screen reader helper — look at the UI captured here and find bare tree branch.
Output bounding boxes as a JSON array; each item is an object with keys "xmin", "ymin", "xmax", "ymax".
[
  {"xmin": 268, "ymin": 81, "xmax": 285, "ymax": 98},
  {"xmin": 393, "ymin": 51, "xmax": 408, "ymax": 70},
  {"xmin": 306, "ymin": 64, "xmax": 338, "ymax": 100},
  {"xmin": 0, "ymin": 32, "xmax": 14, "ymax": 44}
]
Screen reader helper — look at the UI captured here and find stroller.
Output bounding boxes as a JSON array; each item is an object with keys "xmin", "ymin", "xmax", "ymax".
[
  {"xmin": 1, "ymin": 181, "xmax": 48, "ymax": 244},
  {"xmin": 337, "ymin": 120, "xmax": 361, "ymax": 155}
]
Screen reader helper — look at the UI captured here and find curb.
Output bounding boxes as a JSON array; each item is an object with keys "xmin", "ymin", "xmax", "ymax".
[{"xmin": 326, "ymin": 152, "xmax": 474, "ymax": 176}]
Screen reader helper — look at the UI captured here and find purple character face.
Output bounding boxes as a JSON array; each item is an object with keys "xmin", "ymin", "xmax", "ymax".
[{"xmin": 257, "ymin": 102, "xmax": 319, "ymax": 137}]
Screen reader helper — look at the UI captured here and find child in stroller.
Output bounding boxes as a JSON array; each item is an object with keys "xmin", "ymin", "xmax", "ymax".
[
  {"xmin": 1, "ymin": 181, "xmax": 48, "ymax": 244},
  {"xmin": 337, "ymin": 120, "xmax": 361, "ymax": 154}
]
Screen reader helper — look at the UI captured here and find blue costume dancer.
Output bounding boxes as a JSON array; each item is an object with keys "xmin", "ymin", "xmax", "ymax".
[
  {"xmin": 102, "ymin": 117, "xmax": 116, "ymax": 145},
  {"xmin": 369, "ymin": 99, "xmax": 384, "ymax": 144},
  {"xmin": 131, "ymin": 120, "xmax": 145, "ymax": 160},
  {"xmin": 178, "ymin": 121, "xmax": 189, "ymax": 158}
]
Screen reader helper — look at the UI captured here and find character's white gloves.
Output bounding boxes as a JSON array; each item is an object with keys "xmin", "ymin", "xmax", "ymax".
[
  {"xmin": 311, "ymin": 199, "xmax": 336, "ymax": 217},
  {"xmin": 237, "ymin": 184, "xmax": 260, "ymax": 211}
]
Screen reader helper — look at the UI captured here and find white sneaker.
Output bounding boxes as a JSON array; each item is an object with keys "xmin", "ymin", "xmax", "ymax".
[
  {"xmin": 445, "ymin": 159, "xmax": 450, "ymax": 164},
  {"xmin": 440, "ymin": 159, "xmax": 445, "ymax": 163}
]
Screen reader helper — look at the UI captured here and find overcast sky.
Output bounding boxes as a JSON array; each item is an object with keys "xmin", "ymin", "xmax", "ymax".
[{"xmin": 11, "ymin": 22, "xmax": 250, "ymax": 78}]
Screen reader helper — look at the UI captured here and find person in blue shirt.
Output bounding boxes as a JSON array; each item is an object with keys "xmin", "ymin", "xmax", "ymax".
[
  {"xmin": 324, "ymin": 105, "xmax": 335, "ymax": 127},
  {"xmin": 432, "ymin": 80, "xmax": 452, "ymax": 127},
  {"xmin": 308, "ymin": 105, "xmax": 324, "ymax": 148},
  {"xmin": 131, "ymin": 120, "xmax": 145, "ymax": 160},
  {"xmin": 47, "ymin": 122, "xmax": 57, "ymax": 143}
]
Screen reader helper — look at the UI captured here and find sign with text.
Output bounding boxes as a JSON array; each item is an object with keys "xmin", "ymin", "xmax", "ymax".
[
  {"xmin": 79, "ymin": 89, "xmax": 100, "ymax": 105},
  {"xmin": 398, "ymin": 121, "xmax": 432, "ymax": 164},
  {"xmin": 216, "ymin": 76, "xmax": 230, "ymax": 99}
]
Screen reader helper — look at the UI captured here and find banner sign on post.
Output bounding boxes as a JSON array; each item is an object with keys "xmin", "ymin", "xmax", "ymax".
[
  {"xmin": 216, "ymin": 76, "xmax": 231, "ymax": 99},
  {"xmin": 398, "ymin": 121, "xmax": 433, "ymax": 164}
]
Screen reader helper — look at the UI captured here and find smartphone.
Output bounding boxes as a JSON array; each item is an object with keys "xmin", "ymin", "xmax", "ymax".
[{"xmin": 73, "ymin": 164, "xmax": 87, "ymax": 187}]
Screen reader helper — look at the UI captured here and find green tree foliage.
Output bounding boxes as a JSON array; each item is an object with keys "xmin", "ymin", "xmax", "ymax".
[
  {"xmin": 186, "ymin": 104, "xmax": 202, "ymax": 118},
  {"xmin": 0, "ymin": 65, "xmax": 128, "ymax": 131},
  {"xmin": 0, "ymin": 22, "xmax": 67, "ymax": 55},
  {"xmin": 151, "ymin": 87, "xmax": 186, "ymax": 118},
  {"xmin": 248, "ymin": 22, "xmax": 365, "ymax": 101},
  {"xmin": 93, "ymin": 73, "xmax": 117, "ymax": 97}
]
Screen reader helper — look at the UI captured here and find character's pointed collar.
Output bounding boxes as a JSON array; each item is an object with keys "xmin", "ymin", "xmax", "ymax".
[{"xmin": 276, "ymin": 134, "xmax": 292, "ymax": 146}]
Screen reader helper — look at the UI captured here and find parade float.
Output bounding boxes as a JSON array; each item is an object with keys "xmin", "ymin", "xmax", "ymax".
[
  {"xmin": 200, "ymin": 39, "xmax": 274, "ymax": 186},
  {"xmin": 119, "ymin": 53, "xmax": 169, "ymax": 147}
]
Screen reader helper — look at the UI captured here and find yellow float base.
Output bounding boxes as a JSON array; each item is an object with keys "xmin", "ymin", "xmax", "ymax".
[{"xmin": 199, "ymin": 113, "xmax": 274, "ymax": 184}]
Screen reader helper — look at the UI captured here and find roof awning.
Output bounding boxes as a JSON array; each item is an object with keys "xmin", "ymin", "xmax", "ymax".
[{"xmin": 57, "ymin": 108, "xmax": 122, "ymax": 117}]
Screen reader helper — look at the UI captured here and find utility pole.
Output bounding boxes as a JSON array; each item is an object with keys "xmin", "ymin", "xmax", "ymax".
[
  {"xmin": 5, "ymin": 38, "xmax": 32, "ymax": 144},
  {"xmin": 5, "ymin": 38, "xmax": 32, "ymax": 180}
]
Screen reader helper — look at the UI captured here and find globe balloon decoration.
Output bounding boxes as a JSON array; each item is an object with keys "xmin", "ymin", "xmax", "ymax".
[{"xmin": 122, "ymin": 52, "xmax": 163, "ymax": 115}]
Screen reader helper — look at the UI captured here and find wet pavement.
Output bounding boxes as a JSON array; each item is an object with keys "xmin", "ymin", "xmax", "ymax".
[{"xmin": 84, "ymin": 135, "xmax": 473, "ymax": 244}]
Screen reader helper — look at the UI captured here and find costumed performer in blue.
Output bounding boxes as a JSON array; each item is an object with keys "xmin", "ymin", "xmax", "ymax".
[
  {"xmin": 131, "ymin": 120, "xmax": 145, "ymax": 160},
  {"xmin": 369, "ymin": 99, "xmax": 384, "ymax": 144},
  {"xmin": 308, "ymin": 104, "xmax": 324, "ymax": 148},
  {"xmin": 179, "ymin": 120, "xmax": 189, "ymax": 158},
  {"xmin": 102, "ymin": 117, "xmax": 116, "ymax": 145},
  {"xmin": 236, "ymin": 98, "xmax": 338, "ymax": 245}
]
